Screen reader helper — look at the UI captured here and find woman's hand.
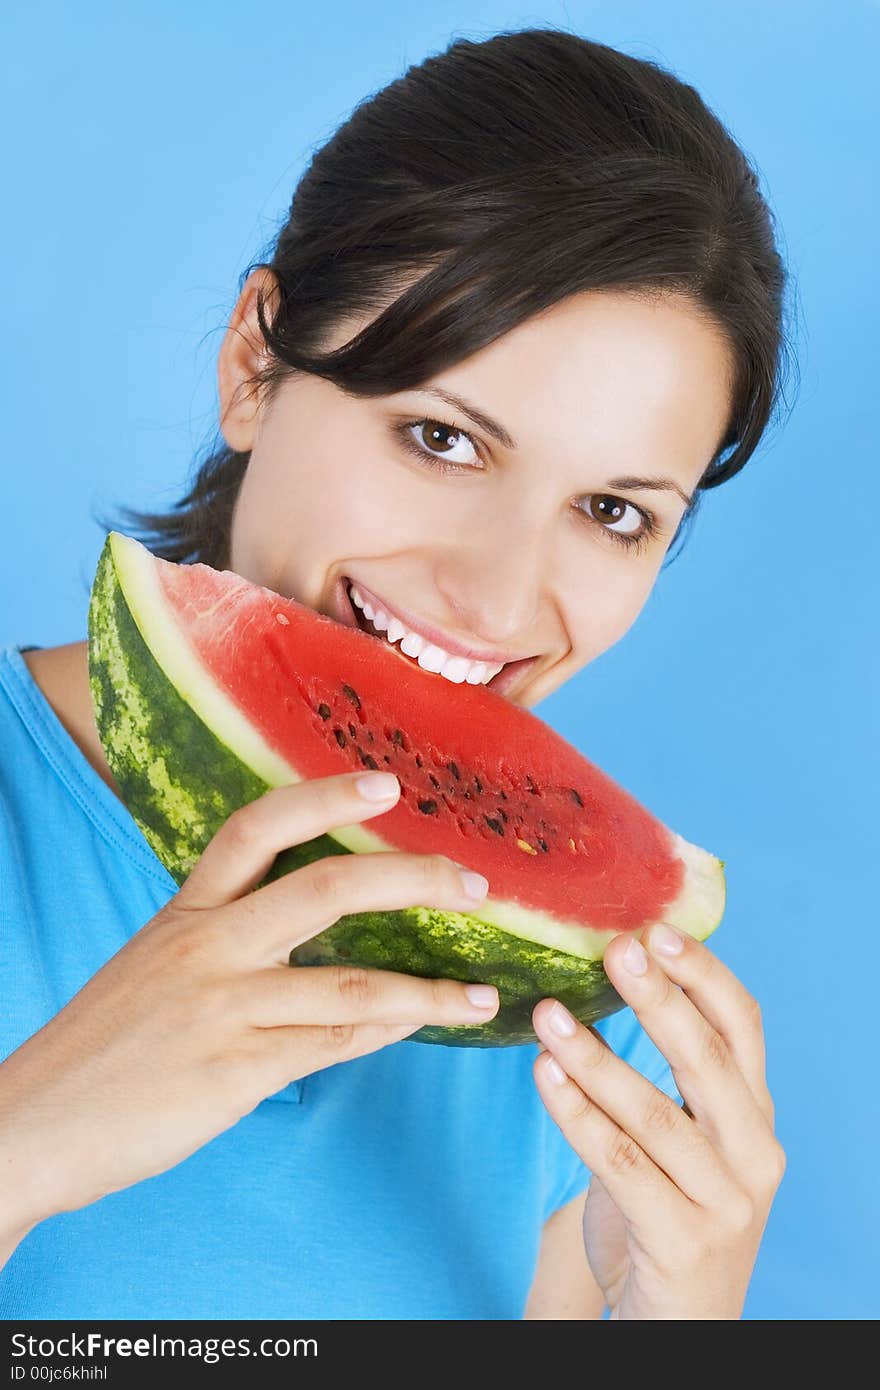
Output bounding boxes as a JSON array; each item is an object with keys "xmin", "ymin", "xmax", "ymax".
[
  {"xmin": 0, "ymin": 771, "xmax": 498, "ymax": 1243},
  {"xmin": 532, "ymin": 923, "xmax": 785, "ymax": 1320}
]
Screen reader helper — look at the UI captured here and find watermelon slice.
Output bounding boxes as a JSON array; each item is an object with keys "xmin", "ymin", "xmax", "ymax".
[{"xmin": 87, "ymin": 531, "xmax": 725, "ymax": 1046}]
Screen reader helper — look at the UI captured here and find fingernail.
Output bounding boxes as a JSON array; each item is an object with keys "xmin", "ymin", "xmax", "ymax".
[
  {"xmin": 623, "ymin": 938, "xmax": 648, "ymax": 976},
  {"xmin": 458, "ymin": 868, "xmax": 489, "ymax": 901},
  {"xmin": 549, "ymin": 1002, "xmax": 576, "ymax": 1037},
  {"xmin": 545, "ymin": 1055, "xmax": 568, "ymax": 1085},
  {"xmin": 465, "ymin": 983, "xmax": 498, "ymax": 1010},
  {"xmin": 650, "ymin": 923, "xmax": 684, "ymax": 956},
  {"xmin": 355, "ymin": 772, "xmax": 400, "ymax": 801}
]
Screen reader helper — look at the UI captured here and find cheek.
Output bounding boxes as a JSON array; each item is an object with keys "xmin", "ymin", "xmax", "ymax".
[
  {"xmin": 229, "ymin": 424, "xmax": 423, "ymax": 591},
  {"xmin": 570, "ymin": 564, "xmax": 658, "ymax": 662}
]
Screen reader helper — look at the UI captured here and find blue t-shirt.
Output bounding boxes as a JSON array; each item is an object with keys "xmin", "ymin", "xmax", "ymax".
[{"xmin": 0, "ymin": 643, "xmax": 679, "ymax": 1320}]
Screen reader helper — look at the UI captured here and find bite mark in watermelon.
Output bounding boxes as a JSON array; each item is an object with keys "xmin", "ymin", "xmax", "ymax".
[{"xmin": 87, "ymin": 532, "xmax": 725, "ymax": 1046}]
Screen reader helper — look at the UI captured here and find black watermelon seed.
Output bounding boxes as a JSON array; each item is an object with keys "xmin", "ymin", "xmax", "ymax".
[
  {"xmin": 383, "ymin": 755, "xmax": 391, "ymax": 764},
  {"xmin": 348, "ymin": 722, "xmax": 357, "ymax": 738},
  {"xmin": 415, "ymin": 754, "xmax": 423, "ymax": 768},
  {"xmin": 462, "ymin": 789, "xmax": 472, "ymax": 800},
  {"xmin": 484, "ymin": 816, "xmax": 504, "ymax": 836},
  {"xmin": 334, "ymin": 728, "xmax": 347, "ymax": 748},
  {"xmin": 526, "ymin": 776, "xmax": 538, "ymax": 795},
  {"xmin": 360, "ymin": 752, "xmax": 379, "ymax": 770},
  {"xmin": 342, "ymin": 684, "xmax": 361, "ymax": 709},
  {"xmin": 429, "ymin": 773, "xmax": 441, "ymax": 789},
  {"xmin": 392, "ymin": 729, "xmax": 405, "ymax": 747},
  {"xmin": 317, "ymin": 702, "xmax": 331, "ymax": 720},
  {"xmin": 499, "ymin": 789, "xmax": 508, "ymax": 800},
  {"xmin": 569, "ymin": 788, "xmax": 584, "ymax": 807},
  {"xmin": 497, "ymin": 807, "xmax": 508, "ymax": 823},
  {"xmin": 537, "ymin": 837, "xmax": 549, "ymax": 852},
  {"xmin": 448, "ymin": 761, "xmax": 461, "ymax": 780},
  {"xmin": 474, "ymin": 777, "xmax": 483, "ymax": 794},
  {"xmin": 367, "ymin": 730, "xmax": 374, "ymax": 744},
  {"xmin": 418, "ymin": 799, "xmax": 439, "ymax": 815}
]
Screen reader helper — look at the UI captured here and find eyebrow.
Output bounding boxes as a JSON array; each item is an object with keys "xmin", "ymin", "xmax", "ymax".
[{"xmin": 410, "ymin": 385, "xmax": 695, "ymax": 510}]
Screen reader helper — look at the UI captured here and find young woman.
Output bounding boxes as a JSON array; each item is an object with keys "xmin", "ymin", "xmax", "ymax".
[{"xmin": 0, "ymin": 28, "xmax": 793, "ymax": 1319}]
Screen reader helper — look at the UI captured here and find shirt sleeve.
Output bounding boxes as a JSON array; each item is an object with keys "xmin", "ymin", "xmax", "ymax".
[{"xmin": 541, "ymin": 1005, "xmax": 682, "ymax": 1223}]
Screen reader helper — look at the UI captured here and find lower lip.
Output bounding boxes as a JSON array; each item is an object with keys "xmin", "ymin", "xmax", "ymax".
[{"xmin": 332, "ymin": 578, "xmax": 536, "ymax": 698}]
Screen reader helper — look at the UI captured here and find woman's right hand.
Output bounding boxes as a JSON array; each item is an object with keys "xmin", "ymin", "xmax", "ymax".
[{"xmin": 0, "ymin": 770, "xmax": 498, "ymax": 1238}]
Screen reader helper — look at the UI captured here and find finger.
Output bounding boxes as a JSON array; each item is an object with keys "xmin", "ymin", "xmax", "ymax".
[
  {"xmin": 639, "ymin": 924, "xmax": 772, "ymax": 1121},
  {"xmin": 588, "ymin": 1027, "xmax": 696, "ymax": 1119},
  {"xmin": 533, "ymin": 1000, "xmax": 741, "ymax": 1210},
  {"xmin": 241, "ymin": 963, "xmax": 500, "ymax": 1029},
  {"xmin": 253, "ymin": 1018, "xmax": 425, "ymax": 1094},
  {"xmin": 532, "ymin": 1046, "xmax": 690, "ymax": 1240},
  {"xmin": 176, "ymin": 771, "xmax": 404, "ymax": 911},
  {"xmin": 601, "ymin": 933, "xmax": 776, "ymax": 1177},
  {"xmin": 221, "ymin": 848, "xmax": 491, "ymax": 966}
]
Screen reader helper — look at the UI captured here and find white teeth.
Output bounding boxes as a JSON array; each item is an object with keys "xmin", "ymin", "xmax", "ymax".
[
  {"xmin": 349, "ymin": 583, "xmax": 504, "ymax": 686},
  {"xmin": 439, "ymin": 655, "xmax": 474, "ymax": 684},
  {"xmin": 466, "ymin": 662, "xmax": 492, "ymax": 685},
  {"xmin": 417, "ymin": 644, "xmax": 447, "ymax": 674}
]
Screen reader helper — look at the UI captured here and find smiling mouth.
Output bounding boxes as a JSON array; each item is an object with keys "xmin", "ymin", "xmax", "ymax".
[{"xmin": 341, "ymin": 579, "xmax": 537, "ymax": 699}]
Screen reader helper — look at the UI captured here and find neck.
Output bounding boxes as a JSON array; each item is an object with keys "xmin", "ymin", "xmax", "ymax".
[{"xmin": 22, "ymin": 641, "xmax": 125, "ymax": 803}]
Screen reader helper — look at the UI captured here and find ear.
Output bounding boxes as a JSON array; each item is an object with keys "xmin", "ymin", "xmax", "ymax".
[{"xmin": 217, "ymin": 267, "xmax": 280, "ymax": 452}]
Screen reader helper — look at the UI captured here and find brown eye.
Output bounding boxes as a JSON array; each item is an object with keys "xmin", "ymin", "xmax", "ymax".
[
  {"xmin": 416, "ymin": 419, "xmax": 479, "ymax": 462},
  {"xmin": 585, "ymin": 494, "xmax": 644, "ymax": 537},
  {"xmin": 397, "ymin": 418, "xmax": 481, "ymax": 469},
  {"xmin": 420, "ymin": 421, "xmax": 458, "ymax": 451}
]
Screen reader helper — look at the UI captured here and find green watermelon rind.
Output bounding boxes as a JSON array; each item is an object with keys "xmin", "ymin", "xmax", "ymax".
[
  {"xmin": 290, "ymin": 907, "xmax": 624, "ymax": 1046},
  {"xmin": 88, "ymin": 533, "xmax": 345, "ymax": 882}
]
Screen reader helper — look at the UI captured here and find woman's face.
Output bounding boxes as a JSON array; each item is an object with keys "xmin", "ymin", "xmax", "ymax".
[{"xmin": 220, "ymin": 270, "xmax": 733, "ymax": 708}]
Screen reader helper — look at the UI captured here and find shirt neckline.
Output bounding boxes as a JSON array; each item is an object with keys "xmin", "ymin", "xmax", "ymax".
[{"xmin": 0, "ymin": 643, "xmax": 177, "ymax": 890}]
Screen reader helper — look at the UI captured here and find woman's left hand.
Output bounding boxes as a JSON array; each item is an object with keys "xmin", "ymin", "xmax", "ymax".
[{"xmin": 532, "ymin": 922, "xmax": 786, "ymax": 1320}]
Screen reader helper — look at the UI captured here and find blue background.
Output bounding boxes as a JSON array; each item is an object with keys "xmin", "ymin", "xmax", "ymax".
[{"xmin": 2, "ymin": 1, "xmax": 876, "ymax": 1319}]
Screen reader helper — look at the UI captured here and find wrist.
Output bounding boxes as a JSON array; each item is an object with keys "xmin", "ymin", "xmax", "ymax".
[
  {"xmin": 0, "ymin": 1110, "xmax": 43, "ymax": 1266},
  {"xmin": 0, "ymin": 1130, "xmax": 52, "ymax": 1241},
  {"xmin": 0, "ymin": 1072, "xmax": 64, "ymax": 1236},
  {"xmin": 0, "ymin": 1217, "xmax": 37, "ymax": 1269}
]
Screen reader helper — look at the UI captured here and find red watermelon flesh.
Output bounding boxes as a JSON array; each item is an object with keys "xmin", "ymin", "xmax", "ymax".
[{"xmin": 155, "ymin": 549, "xmax": 693, "ymax": 932}]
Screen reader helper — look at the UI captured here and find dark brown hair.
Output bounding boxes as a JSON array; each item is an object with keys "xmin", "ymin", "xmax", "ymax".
[{"xmin": 96, "ymin": 25, "xmax": 798, "ymax": 571}]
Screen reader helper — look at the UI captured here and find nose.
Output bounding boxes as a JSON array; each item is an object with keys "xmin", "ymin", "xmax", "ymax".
[{"xmin": 434, "ymin": 523, "xmax": 549, "ymax": 652}]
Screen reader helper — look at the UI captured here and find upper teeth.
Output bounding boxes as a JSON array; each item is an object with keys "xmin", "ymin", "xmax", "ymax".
[{"xmin": 349, "ymin": 584, "xmax": 505, "ymax": 686}]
